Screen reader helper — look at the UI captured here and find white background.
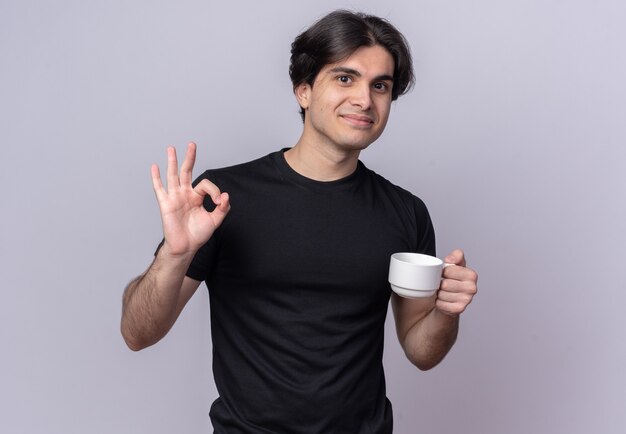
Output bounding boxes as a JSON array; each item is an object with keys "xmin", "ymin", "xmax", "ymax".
[{"xmin": 2, "ymin": 1, "xmax": 625, "ymax": 433}]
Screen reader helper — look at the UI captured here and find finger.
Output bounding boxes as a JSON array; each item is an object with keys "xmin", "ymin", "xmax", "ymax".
[
  {"xmin": 209, "ymin": 192, "xmax": 231, "ymax": 226},
  {"xmin": 435, "ymin": 299, "xmax": 467, "ymax": 316},
  {"xmin": 194, "ymin": 178, "xmax": 222, "ymax": 201},
  {"xmin": 437, "ymin": 285, "xmax": 475, "ymax": 308},
  {"xmin": 437, "ymin": 285, "xmax": 474, "ymax": 303},
  {"xmin": 151, "ymin": 164, "xmax": 166, "ymax": 201},
  {"xmin": 442, "ymin": 265, "xmax": 478, "ymax": 283},
  {"xmin": 179, "ymin": 142, "xmax": 196, "ymax": 187},
  {"xmin": 444, "ymin": 249, "xmax": 466, "ymax": 267},
  {"xmin": 440, "ymin": 277, "xmax": 478, "ymax": 295},
  {"xmin": 193, "ymin": 180, "xmax": 231, "ymax": 227},
  {"xmin": 166, "ymin": 146, "xmax": 180, "ymax": 190}
]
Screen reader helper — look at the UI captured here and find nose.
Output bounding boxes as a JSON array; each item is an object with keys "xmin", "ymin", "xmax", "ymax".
[{"xmin": 349, "ymin": 83, "xmax": 372, "ymax": 111}]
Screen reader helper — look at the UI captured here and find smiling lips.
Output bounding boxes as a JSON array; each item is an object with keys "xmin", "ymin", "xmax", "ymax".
[{"xmin": 341, "ymin": 113, "xmax": 375, "ymax": 127}]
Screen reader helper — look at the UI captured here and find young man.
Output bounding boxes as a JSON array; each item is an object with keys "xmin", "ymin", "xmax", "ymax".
[{"xmin": 121, "ymin": 10, "xmax": 477, "ymax": 433}]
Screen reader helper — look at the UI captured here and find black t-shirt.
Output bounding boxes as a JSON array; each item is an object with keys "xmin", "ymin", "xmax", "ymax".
[{"xmin": 186, "ymin": 150, "xmax": 435, "ymax": 433}]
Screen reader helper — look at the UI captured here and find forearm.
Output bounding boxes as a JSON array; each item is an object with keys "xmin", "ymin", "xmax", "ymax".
[
  {"xmin": 402, "ymin": 308, "xmax": 459, "ymax": 371},
  {"xmin": 393, "ymin": 250, "xmax": 477, "ymax": 370},
  {"xmin": 121, "ymin": 244, "xmax": 195, "ymax": 351}
]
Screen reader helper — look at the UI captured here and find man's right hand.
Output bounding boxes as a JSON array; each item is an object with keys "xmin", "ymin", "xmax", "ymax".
[
  {"xmin": 151, "ymin": 142, "xmax": 230, "ymax": 257},
  {"xmin": 121, "ymin": 142, "xmax": 229, "ymax": 351}
]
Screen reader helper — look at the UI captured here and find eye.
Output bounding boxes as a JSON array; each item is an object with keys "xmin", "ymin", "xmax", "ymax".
[
  {"xmin": 373, "ymin": 82, "xmax": 390, "ymax": 92},
  {"xmin": 337, "ymin": 75, "xmax": 352, "ymax": 84}
]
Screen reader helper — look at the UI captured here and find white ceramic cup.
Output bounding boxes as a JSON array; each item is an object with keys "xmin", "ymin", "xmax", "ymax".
[{"xmin": 388, "ymin": 253, "xmax": 448, "ymax": 298}]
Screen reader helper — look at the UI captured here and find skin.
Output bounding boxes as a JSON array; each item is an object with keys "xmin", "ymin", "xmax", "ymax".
[
  {"xmin": 121, "ymin": 45, "xmax": 478, "ymax": 371},
  {"xmin": 285, "ymin": 45, "xmax": 394, "ymax": 181},
  {"xmin": 121, "ymin": 143, "xmax": 228, "ymax": 351}
]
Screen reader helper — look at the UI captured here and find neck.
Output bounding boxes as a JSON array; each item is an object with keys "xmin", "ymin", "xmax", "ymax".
[{"xmin": 284, "ymin": 137, "xmax": 360, "ymax": 182}]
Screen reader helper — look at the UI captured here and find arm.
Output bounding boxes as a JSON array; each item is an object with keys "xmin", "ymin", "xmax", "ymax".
[
  {"xmin": 391, "ymin": 249, "xmax": 478, "ymax": 370},
  {"xmin": 121, "ymin": 250, "xmax": 201, "ymax": 351},
  {"xmin": 120, "ymin": 143, "xmax": 230, "ymax": 351}
]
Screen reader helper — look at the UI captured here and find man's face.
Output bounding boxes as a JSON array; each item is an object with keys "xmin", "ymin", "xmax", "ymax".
[{"xmin": 296, "ymin": 45, "xmax": 395, "ymax": 153}]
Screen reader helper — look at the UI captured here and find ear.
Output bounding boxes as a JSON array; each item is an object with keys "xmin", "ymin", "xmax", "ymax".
[{"xmin": 294, "ymin": 82, "xmax": 311, "ymax": 110}]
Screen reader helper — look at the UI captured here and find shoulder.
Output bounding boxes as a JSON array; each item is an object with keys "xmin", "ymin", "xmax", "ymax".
[
  {"xmin": 360, "ymin": 162, "xmax": 429, "ymax": 212},
  {"xmin": 193, "ymin": 151, "xmax": 279, "ymax": 187},
  {"xmin": 359, "ymin": 162, "xmax": 435, "ymax": 254}
]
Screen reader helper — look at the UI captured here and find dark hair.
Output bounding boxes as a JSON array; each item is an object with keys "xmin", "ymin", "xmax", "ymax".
[{"xmin": 289, "ymin": 10, "xmax": 415, "ymax": 120}]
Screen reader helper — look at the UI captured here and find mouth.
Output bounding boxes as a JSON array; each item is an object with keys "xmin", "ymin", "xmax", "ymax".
[{"xmin": 340, "ymin": 114, "xmax": 375, "ymax": 127}]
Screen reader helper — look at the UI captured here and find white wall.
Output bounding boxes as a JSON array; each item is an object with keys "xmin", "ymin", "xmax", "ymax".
[{"xmin": 2, "ymin": 1, "xmax": 624, "ymax": 433}]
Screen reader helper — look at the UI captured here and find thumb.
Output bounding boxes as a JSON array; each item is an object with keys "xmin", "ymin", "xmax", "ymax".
[
  {"xmin": 445, "ymin": 249, "xmax": 466, "ymax": 267},
  {"xmin": 209, "ymin": 192, "xmax": 231, "ymax": 226}
]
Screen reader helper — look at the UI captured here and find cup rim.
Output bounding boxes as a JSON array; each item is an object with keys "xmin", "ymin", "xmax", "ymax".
[{"xmin": 391, "ymin": 252, "xmax": 442, "ymax": 267}]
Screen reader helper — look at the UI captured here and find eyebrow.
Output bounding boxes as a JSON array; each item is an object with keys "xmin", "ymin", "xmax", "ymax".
[{"xmin": 328, "ymin": 66, "xmax": 394, "ymax": 83}]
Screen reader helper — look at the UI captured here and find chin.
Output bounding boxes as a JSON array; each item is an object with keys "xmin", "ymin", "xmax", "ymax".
[
  {"xmin": 340, "ymin": 134, "xmax": 381, "ymax": 150},
  {"xmin": 336, "ymin": 142, "xmax": 375, "ymax": 154}
]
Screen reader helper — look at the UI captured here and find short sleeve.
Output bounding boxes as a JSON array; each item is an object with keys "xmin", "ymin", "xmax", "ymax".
[{"xmin": 413, "ymin": 196, "xmax": 436, "ymax": 257}]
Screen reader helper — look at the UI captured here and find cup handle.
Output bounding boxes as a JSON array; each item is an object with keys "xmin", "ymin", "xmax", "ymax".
[{"xmin": 441, "ymin": 262, "xmax": 452, "ymax": 279}]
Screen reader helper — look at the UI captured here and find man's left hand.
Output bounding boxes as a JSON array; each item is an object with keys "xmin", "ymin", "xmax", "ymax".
[{"xmin": 436, "ymin": 249, "xmax": 478, "ymax": 316}]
